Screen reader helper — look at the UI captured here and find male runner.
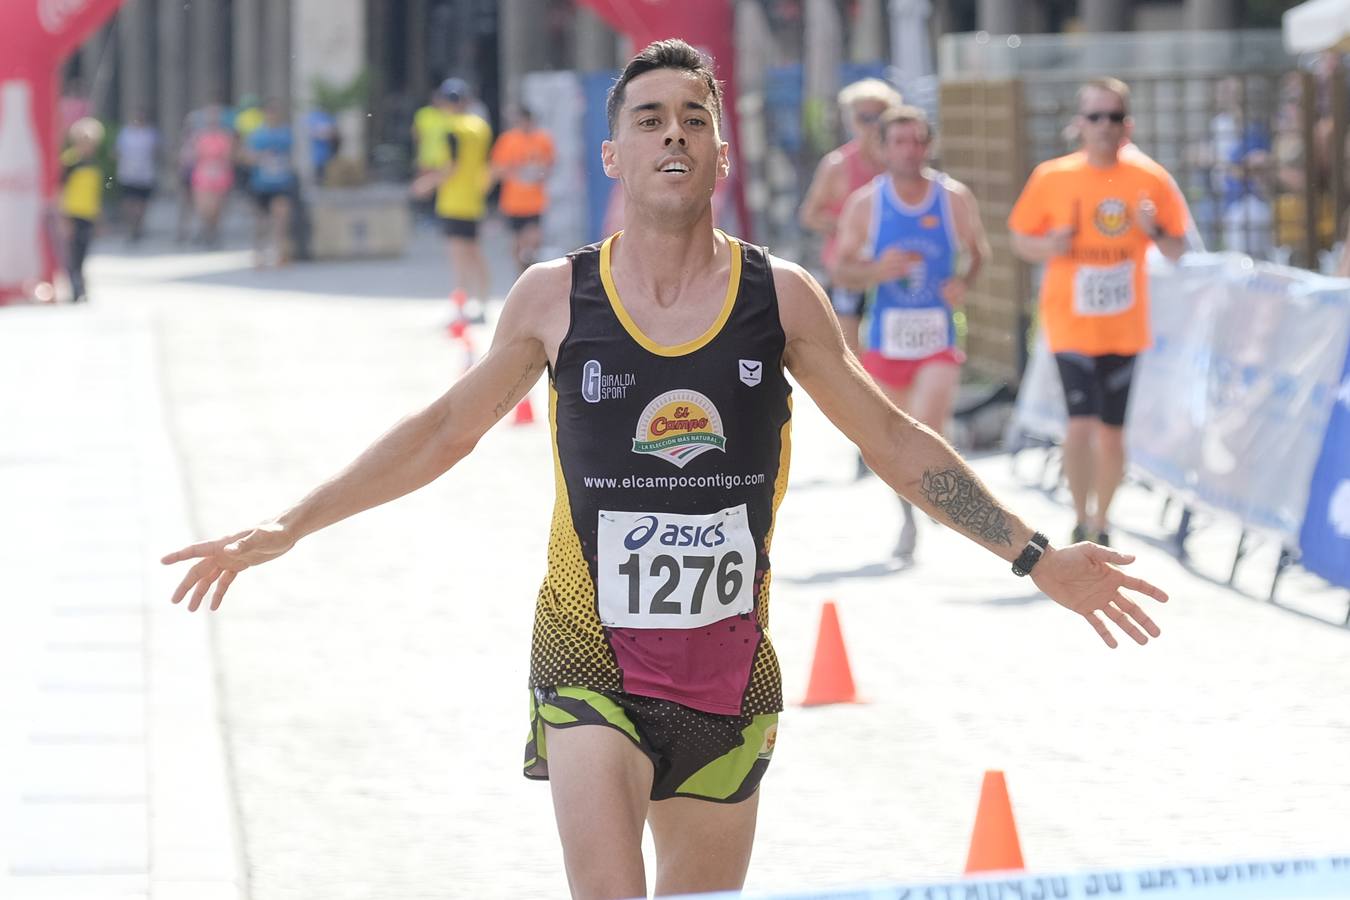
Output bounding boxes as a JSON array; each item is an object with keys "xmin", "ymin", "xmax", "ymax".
[
  {"xmin": 798, "ymin": 77, "xmax": 902, "ymax": 357},
  {"xmin": 833, "ymin": 105, "xmax": 989, "ymax": 559},
  {"xmin": 165, "ymin": 43, "xmax": 1168, "ymax": 900},
  {"xmin": 491, "ymin": 106, "xmax": 557, "ymax": 272},
  {"xmin": 1009, "ymin": 77, "xmax": 1188, "ymax": 546},
  {"xmin": 412, "ymin": 78, "xmax": 494, "ymax": 314}
]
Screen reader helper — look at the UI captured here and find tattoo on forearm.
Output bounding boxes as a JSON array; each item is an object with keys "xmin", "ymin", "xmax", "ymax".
[
  {"xmin": 919, "ymin": 468, "xmax": 1013, "ymax": 545},
  {"xmin": 494, "ymin": 362, "xmax": 539, "ymax": 418}
]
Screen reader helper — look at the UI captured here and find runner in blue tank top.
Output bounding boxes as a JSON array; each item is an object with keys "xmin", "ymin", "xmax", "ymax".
[{"xmin": 834, "ymin": 105, "xmax": 990, "ymax": 559}]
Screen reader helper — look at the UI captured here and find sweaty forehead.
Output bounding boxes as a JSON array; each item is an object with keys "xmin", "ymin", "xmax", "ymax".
[{"xmin": 624, "ymin": 68, "xmax": 715, "ymax": 111}]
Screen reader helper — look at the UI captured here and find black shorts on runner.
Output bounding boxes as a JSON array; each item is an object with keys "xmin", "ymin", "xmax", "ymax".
[
  {"xmin": 525, "ymin": 686, "xmax": 778, "ymax": 803},
  {"xmin": 253, "ymin": 189, "xmax": 289, "ymax": 212},
  {"xmin": 119, "ymin": 183, "xmax": 153, "ymax": 202},
  {"xmin": 440, "ymin": 216, "xmax": 480, "ymax": 239},
  {"xmin": 506, "ymin": 213, "xmax": 541, "ymax": 232},
  {"xmin": 1054, "ymin": 352, "xmax": 1137, "ymax": 427},
  {"xmin": 828, "ymin": 283, "xmax": 865, "ymax": 318}
]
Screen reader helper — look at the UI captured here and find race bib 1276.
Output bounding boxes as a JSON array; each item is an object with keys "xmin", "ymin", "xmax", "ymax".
[{"xmin": 596, "ymin": 505, "xmax": 756, "ymax": 628}]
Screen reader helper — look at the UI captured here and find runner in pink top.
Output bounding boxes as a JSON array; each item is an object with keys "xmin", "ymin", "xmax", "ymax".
[
  {"xmin": 799, "ymin": 78, "xmax": 902, "ymax": 357},
  {"xmin": 189, "ymin": 105, "xmax": 235, "ymax": 246}
]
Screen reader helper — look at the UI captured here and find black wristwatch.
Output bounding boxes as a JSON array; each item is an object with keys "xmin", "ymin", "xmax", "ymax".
[{"xmin": 1011, "ymin": 532, "xmax": 1049, "ymax": 577}]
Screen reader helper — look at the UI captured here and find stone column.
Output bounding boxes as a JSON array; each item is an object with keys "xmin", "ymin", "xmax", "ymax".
[
  {"xmin": 498, "ymin": 0, "xmax": 531, "ymax": 110},
  {"xmin": 574, "ymin": 6, "xmax": 618, "ymax": 73},
  {"xmin": 263, "ymin": 0, "xmax": 291, "ymax": 108},
  {"xmin": 233, "ymin": 0, "xmax": 263, "ymax": 102},
  {"xmin": 1185, "ymin": 0, "xmax": 1237, "ymax": 30},
  {"xmin": 118, "ymin": 0, "xmax": 153, "ymax": 120},
  {"xmin": 804, "ymin": 0, "xmax": 844, "ymax": 148},
  {"xmin": 850, "ymin": 0, "xmax": 887, "ymax": 63},
  {"xmin": 1080, "ymin": 0, "xmax": 1131, "ymax": 32},
  {"xmin": 158, "ymin": 0, "xmax": 188, "ymax": 163},
  {"xmin": 976, "ymin": 0, "xmax": 1019, "ymax": 34},
  {"xmin": 190, "ymin": 0, "xmax": 225, "ymax": 106},
  {"xmin": 408, "ymin": 0, "xmax": 429, "ymax": 105},
  {"xmin": 293, "ymin": 0, "xmax": 366, "ymax": 182}
]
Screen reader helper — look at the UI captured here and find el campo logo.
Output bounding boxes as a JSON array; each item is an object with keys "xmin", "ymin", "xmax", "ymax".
[
  {"xmin": 632, "ymin": 389, "xmax": 726, "ymax": 468},
  {"xmin": 1093, "ymin": 198, "xmax": 1130, "ymax": 237}
]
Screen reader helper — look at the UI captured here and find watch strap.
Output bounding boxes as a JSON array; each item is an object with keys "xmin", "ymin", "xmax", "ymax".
[{"xmin": 1012, "ymin": 531, "xmax": 1049, "ymax": 577}]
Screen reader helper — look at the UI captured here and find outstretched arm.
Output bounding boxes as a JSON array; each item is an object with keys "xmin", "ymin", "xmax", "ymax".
[
  {"xmin": 798, "ymin": 152, "xmax": 842, "ymax": 234},
  {"xmin": 162, "ymin": 260, "xmax": 568, "ymax": 611},
  {"xmin": 774, "ymin": 259, "xmax": 1168, "ymax": 647}
]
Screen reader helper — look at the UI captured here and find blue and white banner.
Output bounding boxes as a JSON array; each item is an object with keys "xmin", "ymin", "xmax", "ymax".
[
  {"xmin": 1128, "ymin": 256, "xmax": 1350, "ymax": 543},
  {"xmin": 1298, "ymin": 344, "xmax": 1350, "ymax": 588},
  {"xmin": 673, "ymin": 854, "xmax": 1350, "ymax": 900},
  {"xmin": 1010, "ymin": 253, "xmax": 1350, "ymax": 547}
]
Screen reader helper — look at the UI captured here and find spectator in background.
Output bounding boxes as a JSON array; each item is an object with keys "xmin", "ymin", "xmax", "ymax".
[
  {"xmin": 307, "ymin": 106, "xmax": 339, "ymax": 184},
  {"xmin": 798, "ymin": 77, "xmax": 903, "ymax": 359},
  {"xmin": 245, "ymin": 100, "xmax": 297, "ymax": 267},
  {"xmin": 114, "ymin": 108, "xmax": 158, "ymax": 243},
  {"xmin": 174, "ymin": 109, "xmax": 201, "ymax": 243},
  {"xmin": 1209, "ymin": 77, "xmax": 1274, "ymax": 258},
  {"xmin": 491, "ymin": 106, "xmax": 555, "ymax": 272},
  {"xmin": 190, "ymin": 104, "xmax": 236, "ymax": 247},
  {"xmin": 411, "ymin": 78, "xmax": 493, "ymax": 314},
  {"xmin": 59, "ymin": 117, "xmax": 105, "ymax": 303},
  {"xmin": 411, "ymin": 87, "xmax": 453, "ymax": 222}
]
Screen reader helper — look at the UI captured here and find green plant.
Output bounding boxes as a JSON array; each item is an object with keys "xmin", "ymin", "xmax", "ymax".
[{"xmin": 312, "ymin": 68, "xmax": 371, "ymax": 115}]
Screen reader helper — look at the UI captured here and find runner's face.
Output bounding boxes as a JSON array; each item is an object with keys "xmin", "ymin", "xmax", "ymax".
[
  {"xmin": 1076, "ymin": 87, "xmax": 1127, "ymax": 155},
  {"xmin": 602, "ymin": 69, "xmax": 729, "ymax": 219},
  {"xmin": 850, "ymin": 100, "xmax": 888, "ymax": 145},
  {"xmin": 883, "ymin": 120, "xmax": 930, "ymax": 178}
]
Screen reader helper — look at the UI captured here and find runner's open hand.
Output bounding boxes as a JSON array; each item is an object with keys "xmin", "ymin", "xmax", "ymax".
[
  {"xmin": 874, "ymin": 248, "xmax": 917, "ymax": 281},
  {"xmin": 161, "ymin": 523, "xmax": 295, "ymax": 612},
  {"xmin": 940, "ymin": 278, "xmax": 968, "ymax": 309},
  {"xmin": 1030, "ymin": 542, "xmax": 1168, "ymax": 648},
  {"xmin": 1045, "ymin": 225, "xmax": 1074, "ymax": 257},
  {"xmin": 1136, "ymin": 192, "xmax": 1158, "ymax": 237}
]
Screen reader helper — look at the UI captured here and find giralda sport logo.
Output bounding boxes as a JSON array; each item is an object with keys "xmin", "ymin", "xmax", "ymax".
[{"xmin": 631, "ymin": 389, "xmax": 726, "ymax": 468}]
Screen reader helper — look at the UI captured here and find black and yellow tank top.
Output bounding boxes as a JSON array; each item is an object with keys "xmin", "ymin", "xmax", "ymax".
[{"xmin": 530, "ymin": 231, "xmax": 792, "ymax": 717}]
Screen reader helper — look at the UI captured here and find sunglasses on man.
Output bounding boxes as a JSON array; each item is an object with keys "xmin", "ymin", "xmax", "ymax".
[{"xmin": 1081, "ymin": 110, "xmax": 1127, "ymax": 124}]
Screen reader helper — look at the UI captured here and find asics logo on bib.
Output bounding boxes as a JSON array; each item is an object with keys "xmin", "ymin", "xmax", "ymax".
[{"xmin": 623, "ymin": 515, "xmax": 728, "ymax": 551}]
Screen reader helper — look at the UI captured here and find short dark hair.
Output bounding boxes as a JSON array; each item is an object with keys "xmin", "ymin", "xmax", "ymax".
[
  {"xmin": 605, "ymin": 39, "xmax": 723, "ymax": 138},
  {"xmin": 879, "ymin": 104, "xmax": 933, "ymax": 142}
]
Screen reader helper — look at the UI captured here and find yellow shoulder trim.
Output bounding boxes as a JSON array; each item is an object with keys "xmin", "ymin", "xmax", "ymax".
[{"xmin": 598, "ymin": 229, "xmax": 742, "ymax": 357}]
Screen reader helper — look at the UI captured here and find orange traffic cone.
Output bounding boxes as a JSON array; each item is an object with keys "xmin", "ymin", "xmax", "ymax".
[
  {"xmin": 446, "ymin": 289, "xmax": 468, "ymax": 336},
  {"xmin": 963, "ymin": 770, "xmax": 1025, "ymax": 874},
  {"xmin": 511, "ymin": 395, "xmax": 535, "ymax": 426},
  {"xmin": 802, "ymin": 601, "xmax": 859, "ymax": 706}
]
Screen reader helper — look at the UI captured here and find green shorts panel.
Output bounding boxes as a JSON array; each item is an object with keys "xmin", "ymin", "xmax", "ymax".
[{"xmin": 524, "ymin": 686, "xmax": 777, "ymax": 803}]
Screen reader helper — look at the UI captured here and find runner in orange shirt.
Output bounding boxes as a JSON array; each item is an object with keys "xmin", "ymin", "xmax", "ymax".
[
  {"xmin": 1009, "ymin": 77, "xmax": 1188, "ymax": 546},
  {"xmin": 492, "ymin": 106, "xmax": 556, "ymax": 272}
]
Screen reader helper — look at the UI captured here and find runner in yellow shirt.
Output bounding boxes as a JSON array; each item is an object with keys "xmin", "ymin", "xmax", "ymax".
[{"xmin": 412, "ymin": 78, "xmax": 493, "ymax": 313}]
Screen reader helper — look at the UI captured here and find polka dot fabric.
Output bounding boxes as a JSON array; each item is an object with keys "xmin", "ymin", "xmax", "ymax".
[{"xmin": 528, "ymin": 387, "xmax": 622, "ymax": 693}]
